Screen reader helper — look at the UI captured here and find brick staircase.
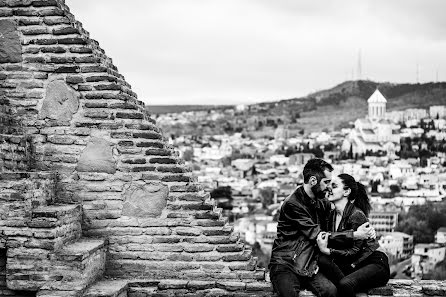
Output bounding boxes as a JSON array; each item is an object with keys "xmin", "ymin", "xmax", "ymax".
[{"xmin": 0, "ymin": 172, "xmax": 108, "ymax": 297}]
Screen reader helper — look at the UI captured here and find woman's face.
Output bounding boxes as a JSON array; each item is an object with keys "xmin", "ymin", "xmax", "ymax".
[{"xmin": 327, "ymin": 176, "xmax": 348, "ymax": 202}]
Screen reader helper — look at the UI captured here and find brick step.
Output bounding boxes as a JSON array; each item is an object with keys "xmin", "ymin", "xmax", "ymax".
[
  {"xmin": 28, "ymin": 204, "xmax": 82, "ymax": 249},
  {"xmin": 83, "ymin": 279, "xmax": 128, "ymax": 297},
  {"xmin": 106, "ymin": 258, "xmax": 262, "ymax": 280},
  {"xmin": 125, "ymin": 279, "xmax": 273, "ymax": 297},
  {"xmin": 37, "ymin": 238, "xmax": 107, "ymax": 297}
]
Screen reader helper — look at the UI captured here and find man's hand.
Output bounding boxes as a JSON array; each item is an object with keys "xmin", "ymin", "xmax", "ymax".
[
  {"xmin": 354, "ymin": 222, "xmax": 376, "ymax": 240},
  {"xmin": 316, "ymin": 232, "xmax": 330, "ymax": 255}
]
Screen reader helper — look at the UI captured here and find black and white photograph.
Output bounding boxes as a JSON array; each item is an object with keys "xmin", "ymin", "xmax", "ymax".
[{"xmin": 1, "ymin": 1, "xmax": 446, "ymax": 296}]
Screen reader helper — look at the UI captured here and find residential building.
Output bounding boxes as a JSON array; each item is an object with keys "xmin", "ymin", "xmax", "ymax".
[
  {"xmin": 412, "ymin": 243, "xmax": 446, "ymax": 279},
  {"xmin": 379, "ymin": 231, "xmax": 414, "ymax": 260},
  {"xmin": 435, "ymin": 227, "xmax": 446, "ymax": 244}
]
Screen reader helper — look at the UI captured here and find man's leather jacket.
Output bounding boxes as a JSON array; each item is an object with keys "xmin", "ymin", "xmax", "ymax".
[{"xmin": 269, "ymin": 186, "xmax": 354, "ymax": 277}]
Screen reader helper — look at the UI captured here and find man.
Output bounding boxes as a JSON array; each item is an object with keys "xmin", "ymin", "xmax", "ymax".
[{"xmin": 269, "ymin": 158, "xmax": 374, "ymax": 297}]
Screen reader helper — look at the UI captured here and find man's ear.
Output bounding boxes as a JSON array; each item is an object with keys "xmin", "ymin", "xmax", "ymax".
[{"xmin": 310, "ymin": 176, "xmax": 317, "ymax": 186}]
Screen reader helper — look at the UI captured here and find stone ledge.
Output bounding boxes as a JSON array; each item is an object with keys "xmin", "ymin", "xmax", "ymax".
[{"xmin": 120, "ymin": 278, "xmax": 446, "ymax": 297}]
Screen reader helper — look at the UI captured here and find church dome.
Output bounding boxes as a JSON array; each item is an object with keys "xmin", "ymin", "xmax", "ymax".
[{"xmin": 367, "ymin": 89, "xmax": 387, "ymax": 103}]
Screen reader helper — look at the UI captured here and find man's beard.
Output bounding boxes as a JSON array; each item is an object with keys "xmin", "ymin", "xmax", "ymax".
[{"xmin": 311, "ymin": 183, "xmax": 327, "ymax": 200}]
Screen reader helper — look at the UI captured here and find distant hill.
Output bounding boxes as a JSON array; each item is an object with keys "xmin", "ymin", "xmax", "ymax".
[
  {"xmin": 152, "ymin": 80, "xmax": 446, "ymax": 135},
  {"xmin": 305, "ymin": 80, "xmax": 446, "ymax": 109},
  {"xmin": 147, "ymin": 105, "xmax": 232, "ymax": 115},
  {"xmin": 251, "ymin": 80, "xmax": 446, "ymax": 133}
]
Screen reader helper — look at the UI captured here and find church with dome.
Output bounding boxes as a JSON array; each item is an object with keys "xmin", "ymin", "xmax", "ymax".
[{"xmin": 342, "ymin": 89, "xmax": 401, "ymax": 157}]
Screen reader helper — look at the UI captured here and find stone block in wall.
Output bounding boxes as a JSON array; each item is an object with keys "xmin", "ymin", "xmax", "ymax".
[
  {"xmin": 122, "ymin": 182, "xmax": 168, "ymax": 218},
  {"xmin": 76, "ymin": 137, "xmax": 116, "ymax": 174},
  {"xmin": 39, "ymin": 79, "xmax": 79, "ymax": 123},
  {"xmin": 0, "ymin": 20, "xmax": 22, "ymax": 63}
]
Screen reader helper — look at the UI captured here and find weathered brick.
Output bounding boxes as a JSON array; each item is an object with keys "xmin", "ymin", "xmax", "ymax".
[
  {"xmin": 18, "ymin": 18, "xmax": 41, "ymax": 25},
  {"xmin": 136, "ymin": 141, "xmax": 164, "ymax": 148},
  {"xmin": 0, "ymin": 9, "xmax": 13, "ymax": 17},
  {"xmin": 75, "ymin": 55, "xmax": 100, "ymax": 63},
  {"xmin": 32, "ymin": 0, "xmax": 57, "ymax": 6},
  {"xmin": 161, "ymin": 175, "xmax": 191, "ymax": 182},
  {"xmin": 86, "ymin": 75, "xmax": 118, "ymax": 83},
  {"xmin": 84, "ymin": 110, "xmax": 110, "ymax": 119},
  {"xmin": 41, "ymin": 46, "xmax": 66, "ymax": 53},
  {"xmin": 52, "ymin": 26, "xmax": 79, "ymax": 35},
  {"xmin": 116, "ymin": 112, "xmax": 144, "ymax": 119},
  {"xmin": 13, "ymin": 8, "xmax": 38, "ymax": 16},
  {"xmin": 21, "ymin": 26, "xmax": 48, "ymax": 35},
  {"xmin": 133, "ymin": 132, "xmax": 162, "ymax": 140},
  {"xmin": 24, "ymin": 56, "xmax": 46, "ymax": 63},
  {"xmin": 50, "ymin": 56, "xmax": 75, "ymax": 63},
  {"xmin": 43, "ymin": 16, "xmax": 70, "ymax": 25},
  {"xmin": 131, "ymin": 166, "xmax": 155, "ymax": 172},
  {"xmin": 65, "ymin": 75, "xmax": 84, "ymax": 84},
  {"xmin": 94, "ymin": 83, "xmax": 121, "ymax": 91},
  {"xmin": 57, "ymin": 37, "xmax": 87, "ymax": 44},
  {"xmin": 145, "ymin": 148, "xmax": 171, "ymax": 156},
  {"xmin": 38, "ymin": 7, "xmax": 64, "ymax": 16},
  {"xmin": 69, "ymin": 46, "xmax": 93, "ymax": 54},
  {"xmin": 121, "ymin": 158, "xmax": 146, "ymax": 164},
  {"xmin": 174, "ymin": 227, "xmax": 201, "ymax": 236},
  {"xmin": 149, "ymin": 157, "xmax": 176, "ymax": 164},
  {"xmin": 80, "ymin": 65, "xmax": 108, "ymax": 73},
  {"xmin": 108, "ymin": 102, "xmax": 138, "ymax": 110},
  {"xmin": 33, "ymin": 38, "xmax": 57, "ymax": 45},
  {"xmin": 54, "ymin": 66, "xmax": 79, "ymax": 73}
]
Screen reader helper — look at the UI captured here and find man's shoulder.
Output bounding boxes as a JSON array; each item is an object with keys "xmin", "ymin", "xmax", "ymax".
[{"xmin": 284, "ymin": 186, "xmax": 302, "ymax": 203}]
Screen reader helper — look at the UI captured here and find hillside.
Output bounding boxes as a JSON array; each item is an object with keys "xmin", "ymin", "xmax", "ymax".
[
  {"xmin": 262, "ymin": 80, "xmax": 446, "ymax": 133},
  {"xmin": 155, "ymin": 80, "xmax": 446, "ymax": 135}
]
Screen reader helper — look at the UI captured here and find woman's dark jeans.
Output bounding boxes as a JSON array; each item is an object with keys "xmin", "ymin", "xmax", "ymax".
[
  {"xmin": 270, "ymin": 263, "xmax": 338, "ymax": 297},
  {"xmin": 338, "ymin": 251, "xmax": 390, "ymax": 297}
]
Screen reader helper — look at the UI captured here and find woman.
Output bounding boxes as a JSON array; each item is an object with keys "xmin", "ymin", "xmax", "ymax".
[{"xmin": 317, "ymin": 173, "xmax": 390, "ymax": 297}]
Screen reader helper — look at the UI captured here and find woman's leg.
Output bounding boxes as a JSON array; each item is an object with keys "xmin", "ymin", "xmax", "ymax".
[
  {"xmin": 317, "ymin": 254, "xmax": 344, "ymax": 286},
  {"xmin": 338, "ymin": 262, "xmax": 389, "ymax": 297}
]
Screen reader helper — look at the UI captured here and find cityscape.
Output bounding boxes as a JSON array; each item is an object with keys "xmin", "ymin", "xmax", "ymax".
[{"xmin": 156, "ymin": 89, "xmax": 446, "ymax": 280}]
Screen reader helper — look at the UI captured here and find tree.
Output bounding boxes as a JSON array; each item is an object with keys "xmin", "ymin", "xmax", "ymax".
[
  {"xmin": 389, "ymin": 184, "xmax": 401, "ymax": 194},
  {"xmin": 182, "ymin": 148, "xmax": 194, "ymax": 161},
  {"xmin": 396, "ymin": 201, "xmax": 446, "ymax": 243},
  {"xmin": 259, "ymin": 188, "xmax": 275, "ymax": 209},
  {"xmin": 210, "ymin": 186, "xmax": 232, "ymax": 199}
]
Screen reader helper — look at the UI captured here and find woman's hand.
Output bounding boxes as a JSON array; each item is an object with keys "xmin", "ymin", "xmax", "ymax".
[
  {"xmin": 317, "ymin": 232, "xmax": 330, "ymax": 255},
  {"xmin": 354, "ymin": 222, "xmax": 376, "ymax": 239}
]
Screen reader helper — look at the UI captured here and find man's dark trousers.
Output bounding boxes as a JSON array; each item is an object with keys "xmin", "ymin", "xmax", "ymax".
[{"xmin": 270, "ymin": 264, "xmax": 337, "ymax": 297}]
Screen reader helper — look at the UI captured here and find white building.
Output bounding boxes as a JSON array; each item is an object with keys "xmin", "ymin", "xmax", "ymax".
[
  {"xmin": 342, "ymin": 89, "xmax": 400, "ymax": 156},
  {"xmin": 412, "ymin": 243, "xmax": 446, "ymax": 279},
  {"xmin": 379, "ymin": 231, "xmax": 413, "ymax": 260},
  {"xmin": 430, "ymin": 105, "xmax": 446, "ymax": 119},
  {"xmin": 435, "ymin": 227, "xmax": 446, "ymax": 244}
]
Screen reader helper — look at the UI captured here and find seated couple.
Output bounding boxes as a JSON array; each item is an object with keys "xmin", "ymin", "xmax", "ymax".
[{"xmin": 269, "ymin": 158, "xmax": 390, "ymax": 297}]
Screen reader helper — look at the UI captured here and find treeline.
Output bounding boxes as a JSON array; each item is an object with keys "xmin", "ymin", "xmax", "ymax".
[{"xmin": 396, "ymin": 201, "xmax": 446, "ymax": 244}]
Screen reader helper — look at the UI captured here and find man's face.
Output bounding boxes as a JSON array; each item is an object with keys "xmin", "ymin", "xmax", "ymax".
[{"xmin": 311, "ymin": 169, "xmax": 333, "ymax": 199}]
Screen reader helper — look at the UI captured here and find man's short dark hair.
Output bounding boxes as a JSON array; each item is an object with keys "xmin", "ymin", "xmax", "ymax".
[{"xmin": 303, "ymin": 158, "xmax": 333, "ymax": 183}]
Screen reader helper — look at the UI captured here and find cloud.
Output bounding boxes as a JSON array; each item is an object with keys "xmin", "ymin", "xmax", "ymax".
[{"xmin": 66, "ymin": 0, "xmax": 446, "ymax": 105}]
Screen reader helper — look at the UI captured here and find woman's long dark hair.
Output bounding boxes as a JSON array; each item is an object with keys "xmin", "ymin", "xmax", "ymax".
[{"xmin": 338, "ymin": 173, "xmax": 372, "ymax": 217}]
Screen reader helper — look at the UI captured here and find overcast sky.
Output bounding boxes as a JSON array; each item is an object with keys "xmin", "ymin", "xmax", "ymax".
[{"xmin": 65, "ymin": 0, "xmax": 446, "ymax": 106}]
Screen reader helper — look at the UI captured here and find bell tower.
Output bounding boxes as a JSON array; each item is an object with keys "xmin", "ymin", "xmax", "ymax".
[{"xmin": 368, "ymin": 89, "xmax": 387, "ymax": 120}]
